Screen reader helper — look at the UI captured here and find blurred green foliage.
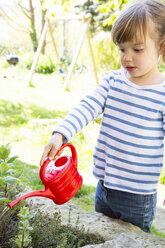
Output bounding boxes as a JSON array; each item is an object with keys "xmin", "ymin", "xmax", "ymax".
[
  {"xmin": 0, "ymin": 99, "xmax": 67, "ymax": 127},
  {"xmin": 23, "ymin": 53, "xmax": 57, "ymax": 74},
  {"xmin": 94, "ymin": 33, "xmax": 121, "ymax": 70}
]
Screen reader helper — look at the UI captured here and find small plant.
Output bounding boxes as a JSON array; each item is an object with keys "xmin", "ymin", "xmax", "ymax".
[
  {"xmin": 35, "ymin": 54, "xmax": 56, "ymax": 74},
  {"xmin": 23, "ymin": 52, "xmax": 57, "ymax": 74},
  {"xmin": 30, "ymin": 209, "xmax": 104, "ymax": 247},
  {"xmin": 60, "ymin": 56, "xmax": 87, "ymax": 74},
  {"xmin": 10, "ymin": 207, "xmax": 34, "ymax": 248},
  {"xmin": 0, "ymin": 145, "xmax": 20, "ymax": 203}
]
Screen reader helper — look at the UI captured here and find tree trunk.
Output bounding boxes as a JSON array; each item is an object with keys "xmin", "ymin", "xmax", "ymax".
[
  {"xmin": 29, "ymin": 0, "xmax": 38, "ymax": 52},
  {"xmin": 63, "ymin": 20, "xmax": 68, "ymax": 57},
  {"xmin": 41, "ymin": 7, "xmax": 47, "ymax": 54}
]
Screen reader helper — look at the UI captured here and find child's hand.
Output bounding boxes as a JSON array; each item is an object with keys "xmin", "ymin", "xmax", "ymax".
[{"xmin": 40, "ymin": 133, "xmax": 64, "ymax": 166}]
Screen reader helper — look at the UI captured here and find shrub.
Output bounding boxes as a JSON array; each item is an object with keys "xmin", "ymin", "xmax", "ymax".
[
  {"xmin": 22, "ymin": 52, "xmax": 34, "ymax": 70},
  {"xmin": 60, "ymin": 56, "xmax": 87, "ymax": 74},
  {"xmin": 35, "ymin": 54, "xmax": 57, "ymax": 74},
  {"xmin": 23, "ymin": 53, "xmax": 57, "ymax": 74}
]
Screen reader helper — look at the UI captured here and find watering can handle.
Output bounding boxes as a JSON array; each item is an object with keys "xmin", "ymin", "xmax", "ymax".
[
  {"xmin": 40, "ymin": 143, "xmax": 78, "ymax": 184},
  {"xmin": 55, "ymin": 142, "xmax": 78, "ymax": 166}
]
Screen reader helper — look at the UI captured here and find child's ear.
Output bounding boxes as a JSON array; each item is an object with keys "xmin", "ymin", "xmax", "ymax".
[{"xmin": 159, "ymin": 39, "xmax": 165, "ymax": 55}]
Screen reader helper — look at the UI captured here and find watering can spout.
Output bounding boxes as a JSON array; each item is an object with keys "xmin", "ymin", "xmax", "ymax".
[{"xmin": 8, "ymin": 188, "xmax": 56, "ymax": 208}]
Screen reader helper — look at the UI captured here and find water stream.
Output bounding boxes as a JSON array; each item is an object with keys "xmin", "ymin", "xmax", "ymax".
[{"xmin": 0, "ymin": 206, "xmax": 10, "ymax": 219}]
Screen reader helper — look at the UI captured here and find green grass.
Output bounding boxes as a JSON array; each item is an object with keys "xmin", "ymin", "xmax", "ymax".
[
  {"xmin": 0, "ymin": 99, "xmax": 67, "ymax": 127},
  {"xmin": 72, "ymin": 184, "xmax": 96, "ymax": 211},
  {"xmin": 151, "ymin": 226, "xmax": 165, "ymax": 238},
  {"xmin": 13, "ymin": 160, "xmax": 44, "ymax": 191}
]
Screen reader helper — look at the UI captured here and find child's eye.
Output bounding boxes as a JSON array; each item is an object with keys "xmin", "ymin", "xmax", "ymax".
[
  {"xmin": 119, "ymin": 48, "xmax": 125, "ymax": 53},
  {"xmin": 134, "ymin": 49, "xmax": 143, "ymax": 53}
]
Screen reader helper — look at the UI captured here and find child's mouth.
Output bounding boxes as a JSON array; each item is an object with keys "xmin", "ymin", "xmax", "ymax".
[{"xmin": 126, "ymin": 66, "xmax": 136, "ymax": 72}]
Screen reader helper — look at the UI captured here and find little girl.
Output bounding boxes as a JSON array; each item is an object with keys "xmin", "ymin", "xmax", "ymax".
[{"xmin": 40, "ymin": 0, "xmax": 165, "ymax": 232}]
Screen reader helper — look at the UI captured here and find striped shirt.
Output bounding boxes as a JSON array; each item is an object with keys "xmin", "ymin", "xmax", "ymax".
[{"xmin": 54, "ymin": 69, "xmax": 165, "ymax": 194}]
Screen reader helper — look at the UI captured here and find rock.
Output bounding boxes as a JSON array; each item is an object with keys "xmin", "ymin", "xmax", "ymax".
[
  {"xmin": 25, "ymin": 196, "xmax": 165, "ymax": 248},
  {"xmin": 83, "ymin": 233, "xmax": 165, "ymax": 248}
]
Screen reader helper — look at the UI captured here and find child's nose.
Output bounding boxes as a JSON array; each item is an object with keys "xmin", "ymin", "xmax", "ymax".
[{"xmin": 123, "ymin": 51, "xmax": 132, "ymax": 62}]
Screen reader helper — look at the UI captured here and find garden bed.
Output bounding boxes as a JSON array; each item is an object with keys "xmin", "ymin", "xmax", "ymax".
[{"xmin": 0, "ymin": 199, "xmax": 104, "ymax": 248}]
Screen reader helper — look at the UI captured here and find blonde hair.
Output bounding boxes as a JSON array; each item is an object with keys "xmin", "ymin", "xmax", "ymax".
[{"xmin": 111, "ymin": 0, "xmax": 165, "ymax": 63}]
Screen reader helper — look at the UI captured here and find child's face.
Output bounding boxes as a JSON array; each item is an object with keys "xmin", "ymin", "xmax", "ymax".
[{"xmin": 118, "ymin": 30, "xmax": 161, "ymax": 84}]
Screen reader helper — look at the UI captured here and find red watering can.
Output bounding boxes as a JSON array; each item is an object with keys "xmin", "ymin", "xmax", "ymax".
[{"xmin": 8, "ymin": 143, "xmax": 83, "ymax": 208}]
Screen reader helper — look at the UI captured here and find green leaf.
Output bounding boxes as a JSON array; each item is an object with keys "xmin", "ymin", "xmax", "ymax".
[
  {"xmin": 0, "ymin": 146, "xmax": 10, "ymax": 160},
  {"xmin": 20, "ymin": 207, "xmax": 29, "ymax": 215},
  {"xmin": 0, "ymin": 178, "xmax": 3, "ymax": 186},
  {"xmin": 24, "ymin": 239, "xmax": 32, "ymax": 246},
  {"xmin": 0, "ymin": 197, "xmax": 10, "ymax": 203},
  {"xmin": 7, "ymin": 156, "xmax": 18, "ymax": 163},
  {"xmin": 6, "ymin": 169, "xmax": 15, "ymax": 174},
  {"xmin": 26, "ymin": 226, "xmax": 33, "ymax": 231},
  {"xmin": 3, "ymin": 176, "xmax": 20, "ymax": 184},
  {"xmin": 18, "ymin": 234, "xmax": 22, "ymax": 240},
  {"xmin": 103, "ymin": 14, "xmax": 117, "ymax": 26},
  {"xmin": 19, "ymin": 221, "xmax": 25, "ymax": 227},
  {"xmin": 27, "ymin": 212, "xmax": 35, "ymax": 219},
  {"xmin": 18, "ymin": 215, "xmax": 25, "ymax": 221},
  {"xmin": 0, "ymin": 162, "xmax": 9, "ymax": 176},
  {"xmin": 15, "ymin": 239, "xmax": 21, "ymax": 245}
]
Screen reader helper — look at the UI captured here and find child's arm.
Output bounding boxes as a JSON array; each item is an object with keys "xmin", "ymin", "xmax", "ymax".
[
  {"xmin": 40, "ymin": 132, "xmax": 64, "ymax": 166},
  {"xmin": 40, "ymin": 72, "xmax": 111, "ymax": 166}
]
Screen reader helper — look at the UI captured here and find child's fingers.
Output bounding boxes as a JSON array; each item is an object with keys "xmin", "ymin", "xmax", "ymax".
[
  {"xmin": 55, "ymin": 150, "xmax": 63, "ymax": 157},
  {"xmin": 40, "ymin": 133, "xmax": 64, "ymax": 166},
  {"xmin": 40, "ymin": 145, "xmax": 51, "ymax": 166},
  {"xmin": 40, "ymin": 145, "xmax": 62, "ymax": 166},
  {"xmin": 48, "ymin": 145, "xmax": 62, "ymax": 160}
]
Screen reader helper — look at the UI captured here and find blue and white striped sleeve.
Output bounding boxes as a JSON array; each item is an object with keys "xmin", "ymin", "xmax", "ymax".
[
  {"xmin": 162, "ymin": 107, "xmax": 165, "ymax": 135},
  {"xmin": 53, "ymin": 74, "xmax": 110, "ymax": 142}
]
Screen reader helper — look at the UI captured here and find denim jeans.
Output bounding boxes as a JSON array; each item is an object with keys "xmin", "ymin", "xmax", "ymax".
[{"xmin": 95, "ymin": 180, "xmax": 157, "ymax": 232}]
